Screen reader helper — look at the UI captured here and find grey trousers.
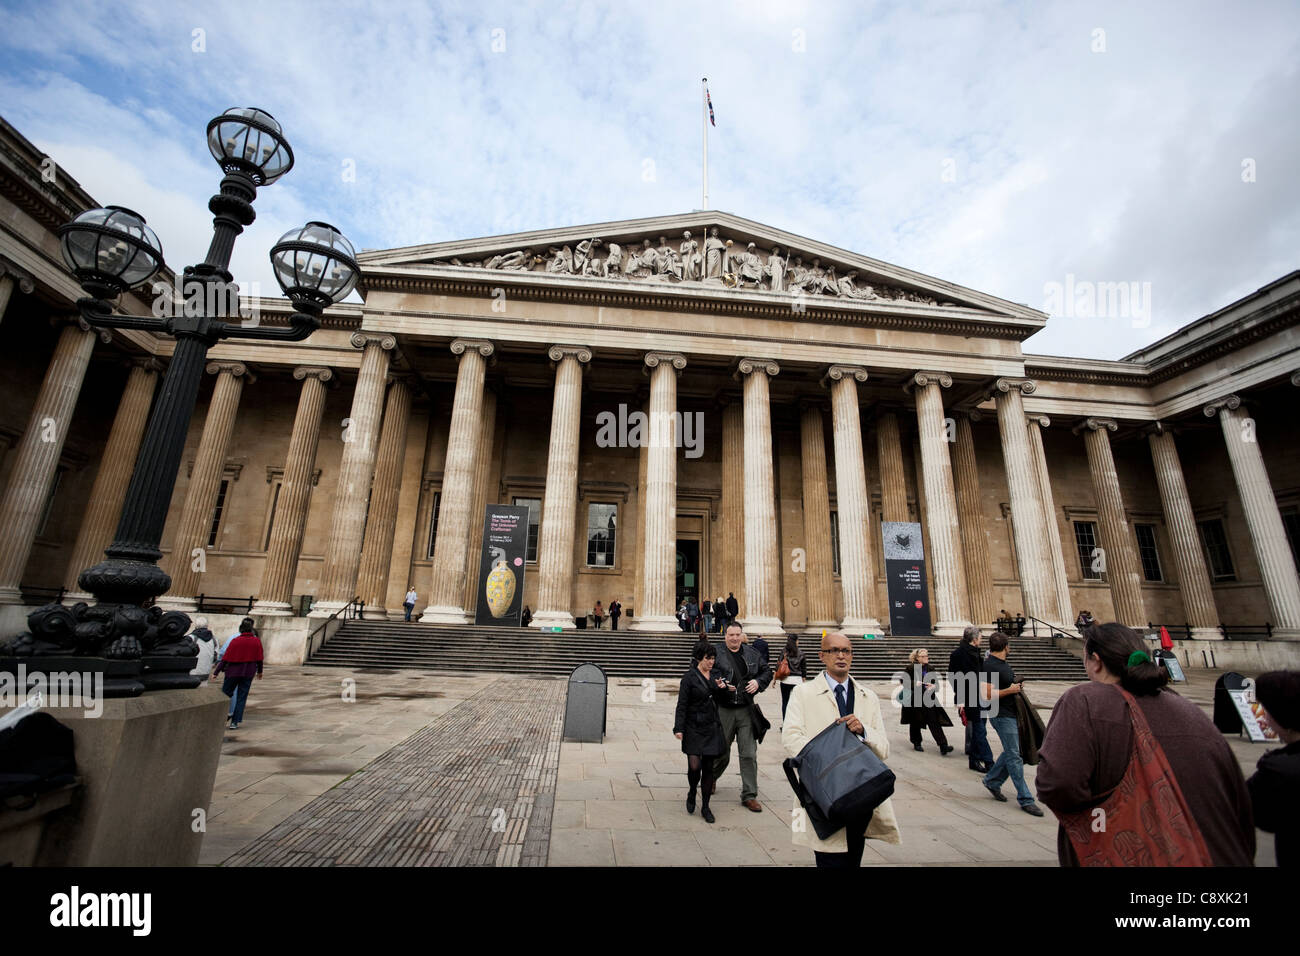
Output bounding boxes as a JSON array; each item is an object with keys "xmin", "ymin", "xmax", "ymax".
[{"xmin": 712, "ymin": 704, "xmax": 758, "ymax": 801}]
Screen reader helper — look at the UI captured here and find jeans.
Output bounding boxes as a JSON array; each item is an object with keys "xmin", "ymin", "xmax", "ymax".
[
  {"xmin": 223, "ymin": 675, "xmax": 254, "ymax": 724},
  {"xmin": 403, "ymin": 603, "xmax": 414, "ymax": 622},
  {"xmin": 983, "ymin": 714, "xmax": 1035, "ymax": 806},
  {"xmin": 965, "ymin": 710, "xmax": 994, "ymax": 765}
]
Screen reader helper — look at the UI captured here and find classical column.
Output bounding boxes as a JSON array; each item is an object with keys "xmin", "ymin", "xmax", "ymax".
[
  {"xmin": 875, "ymin": 409, "xmax": 909, "ymax": 523},
  {"xmin": 0, "ymin": 263, "xmax": 33, "ymax": 324},
  {"xmin": 63, "ymin": 359, "xmax": 161, "ymax": 599},
  {"xmin": 631, "ymin": 352, "xmax": 685, "ymax": 631},
  {"xmin": 1026, "ymin": 414, "xmax": 1073, "ymax": 628},
  {"xmin": 531, "ymin": 345, "xmax": 593, "ymax": 629},
  {"xmin": 736, "ymin": 358, "xmax": 784, "ymax": 635},
  {"xmin": 253, "ymin": 366, "xmax": 332, "ymax": 615},
  {"xmin": 1205, "ymin": 395, "xmax": 1300, "ymax": 638},
  {"xmin": 951, "ymin": 414, "xmax": 997, "ymax": 631},
  {"xmin": 462, "ymin": 387, "xmax": 499, "ymax": 612},
  {"xmin": 420, "ymin": 339, "xmax": 492, "ymax": 623},
  {"xmin": 154, "ymin": 361, "xmax": 253, "ymax": 612},
  {"xmin": 907, "ymin": 372, "xmax": 969, "ymax": 635},
  {"xmin": 989, "ymin": 378, "xmax": 1054, "ymax": 623},
  {"xmin": 720, "ymin": 399, "xmax": 745, "ymax": 614},
  {"xmin": 798, "ymin": 399, "xmax": 836, "ymax": 633},
  {"xmin": 310, "ymin": 333, "xmax": 396, "ymax": 617},
  {"xmin": 825, "ymin": 366, "xmax": 882, "ymax": 635},
  {"xmin": 0, "ymin": 318, "xmax": 106, "ymax": 603},
  {"xmin": 356, "ymin": 378, "xmax": 414, "ymax": 619},
  {"xmin": 1147, "ymin": 425, "xmax": 1220, "ymax": 639},
  {"xmin": 633, "ymin": 393, "xmax": 649, "ymax": 618},
  {"xmin": 1075, "ymin": 417, "xmax": 1146, "ymax": 627}
]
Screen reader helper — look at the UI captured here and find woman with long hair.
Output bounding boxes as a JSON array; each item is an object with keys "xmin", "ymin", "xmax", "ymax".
[
  {"xmin": 776, "ymin": 634, "xmax": 807, "ymax": 719},
  {"xmin": 900, "ymin": 648, "xmax": 954, "ymax": 754},
  {"xmin": 673, "ymin": 639, "xmax": 729, "ymax": 824},
  {"xmin": 1037, "ymin": 622, "xmax": 1255, "ymax": 866}
]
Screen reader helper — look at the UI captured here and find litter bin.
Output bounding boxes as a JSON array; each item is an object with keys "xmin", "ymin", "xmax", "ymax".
[{"xmin": 563, "ymin": 663, "xmax": 607, "ymax": 743}]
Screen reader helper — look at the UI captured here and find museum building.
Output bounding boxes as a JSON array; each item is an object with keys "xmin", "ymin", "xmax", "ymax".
[{"xmin": 1, "ymin": 115, "xmax": 1298, "ymax": 669}]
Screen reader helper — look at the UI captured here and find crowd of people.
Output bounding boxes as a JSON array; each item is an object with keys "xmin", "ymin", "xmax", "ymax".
[{"xmin": 674, "ymin": 615, "xmax": 1296, "ymax": 868}]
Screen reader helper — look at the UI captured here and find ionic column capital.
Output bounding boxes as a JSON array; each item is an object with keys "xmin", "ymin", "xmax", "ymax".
[
  {"xmin": 1203, "ymin": 394, "xmax": 1242, "ymax": 417},
  {"xmin": 53, "ymin": 312, "xmax": 111, "ymax": 343},
  {"xmin": 548, "ymin": 344, "xmax": 593, "ymax": 367},
  {"xmin": 352, "ymin": 332, "xmax": 397, "ymax": 351},
  {"xmin": 450, "ymin": 338, "xmax": 494, "ymax": 359},
  {"xmin": 1072, "ymin": 416, "xmax": 1118, "ymax": 435},
  {"xmin": 823, "ymin": 364, "xmax": 869, "ymax": 385},
  {"xmin": 1026, "ymin": 413, "xmax": 1051, "ymax": 428},
  {"xmin": 125, "ymin": 355, "xmax": 164, "ymax": 374},
  {"xmin": 904, "ymin": 370, "xmax": 953, "ymax": 393},
  {"xmin": 1291, "ymin": 370, "xmax": 1300, "ymax": 387},
  {"xmin": 0, "ymin": 258, "xmax": 36, "ymax": 294},
  {"xmin": 986, "ymin": 377, "xmax": 1036, "ymax": 400},
  {"xmin": 205, "ymin": 360, "xmax": 256, "ymax": 384},
  {"xmin": 734, "ymin": 357, "xmax": 779, "ymax": 379},
  {"xmin": 293, "ymin": 365, "xmax": 335, "ymax": 384},
  {"xmin": 643, "ymin": 351, "xmax": 686, "ymax": 375}
]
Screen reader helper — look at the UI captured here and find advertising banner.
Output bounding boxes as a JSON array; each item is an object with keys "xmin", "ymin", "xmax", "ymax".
[
  {"xmin": 882, "ymin": 521, "xmax": 930, "ymax": 637},
  {"xmin": 473, "ymin": 504, "xmax": 530, "ymax": 626}
]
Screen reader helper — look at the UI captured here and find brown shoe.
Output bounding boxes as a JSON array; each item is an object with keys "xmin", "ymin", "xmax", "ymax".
[{"xmin": 742, "ymin": 799, "xmax": 762, "ymax": 812}]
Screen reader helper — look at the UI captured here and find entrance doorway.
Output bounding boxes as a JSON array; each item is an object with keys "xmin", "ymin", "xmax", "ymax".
[{"xmin": 675, "ymin": 539, "xmax": 700, "ymax": 612}]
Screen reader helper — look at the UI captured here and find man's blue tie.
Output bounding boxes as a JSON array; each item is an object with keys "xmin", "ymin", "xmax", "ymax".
[{"xmin": 835, "ymin": 683, "xmax": 848, "ymax": 717}]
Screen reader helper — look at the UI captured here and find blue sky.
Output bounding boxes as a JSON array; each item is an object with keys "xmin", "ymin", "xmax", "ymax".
[{"xmin": 1, "ymin": 0, "xmax": 1296, "ymax": 358}]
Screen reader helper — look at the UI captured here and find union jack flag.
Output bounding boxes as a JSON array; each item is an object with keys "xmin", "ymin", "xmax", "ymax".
[{"xmin": 706, "ymin": 86, "xmax": 716, "ymax": 126}]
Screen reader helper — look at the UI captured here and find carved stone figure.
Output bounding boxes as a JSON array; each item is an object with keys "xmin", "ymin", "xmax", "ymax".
[
  {"xmin": 766, "ymin": 248, "xmax": 785, "ymax": 292},
  {"xmin": 605, "ymin": 243, "xmax": 623, "ymax": 277},
  {"xmin": 576, "ymin": 238, "xmax": 603, "ymax": 277},
  {"xmin": 704, "ymin": 227, "xmax": 727, "ymax": 278},
  {"xmin": 498, "ymin": 248, "xmax": 534, "ymax": 271},
  {"xmin": 837, "ymin": 271, "xmax": 877, "ymax": 299},
  {"xmin": 737, "ymin": 242, "xmax": 764, "ymax": 287},
  {"xmin": 787, "ymin": 256, "xmax": 807, "ymax": 292},
  {"xmin": 680, "ymin": 231, "xmax": 702, "ymax": 281},
  {"xmin": 657, "ymin": 236, "xmax": 682, "ymax": 281},
  {"xmin": 805, "ymin": 258, "xmax": 833, "ymax": 295},
  {"xmin": 547, "ymin": 245, "xmax": 575, "ymax": 274},
  {"xmin": 628, "ymin": 239, "xmax": 656, "ymax": 277}
]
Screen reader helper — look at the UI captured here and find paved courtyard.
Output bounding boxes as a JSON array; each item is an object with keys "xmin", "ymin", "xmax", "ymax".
[{"xmin": 202, "ymin": 664, "xmax": 1278, "ymax": 867}]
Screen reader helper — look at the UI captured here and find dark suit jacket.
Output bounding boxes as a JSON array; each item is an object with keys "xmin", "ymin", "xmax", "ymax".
[
  {"xmin": 674, "ymin": 667, "xmax": 727, "ymax": 756},
  {"xmin": 710, "ymin": 641, "xmax": 773, "ymax": 706}
]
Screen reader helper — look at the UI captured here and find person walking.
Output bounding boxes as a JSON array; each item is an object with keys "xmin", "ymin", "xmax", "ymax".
[
  {"xmin": 714, "ymin": 595, "xmax": 728, "ymax": 633},
  {"xmin": 211, "ymin": 619, "xmax": 264, "ymax": 730},
  {"xmin": 782, "ymin": 631, "xmax": 901, "ymax": 866},
  {"xmin": 949, "ymin": 626, "xmax": 993, "ymax": 773},
  {"xmin": 1248, "ymin": 669, "xmax": 1300, "ymax": 867},
  {"xmin": 674, "ymin": 639, "xmax": 729, "ymax": 824},
  {"xmin": 520, "ymin": 605, "xmax": 532, "ymax": 627},
  {"xmin": 711, "ymin": 622, "xmax": 773, "ymax": 812},
  {"xmin": 677, "ymin": 598, "xmax": 690, "ymax": 633},
  {"xmin": 403, "ymin": 585, "xmax": 418, "ymax": 622},
  {"xmin": 608, "ymin": 598, "xmax": 622, "ymax": 631},
  {"xmin": 775, "ymin": 634, "xmax": 808, "ymax": 719},
  {"xmin": 900, "ymin": 648, "xmax": 954, "ymax": 754},
  {"xmin": 188, "ymin": 624, "xmax": 217, "ymax": 678},
  {"xmin": 725, "ymin": 592, "xmax": 739, "ymax": 628},
  {"xmin": 980, "ymin": 633, "xmax": 1045, "ymax": 816},
  {"xmin": 686, "ymin": 597, "xmax": 700, "ymax": 634},
  {"xmin": 1037, "ymin": 622, "xmax": 1254, "ymax": 865},
  {"xmin": 592, "ymin": 601, "xmax": 604, "ymax": 630},
  {"xmin": 701, "ymin": 598, "xmax": 714, "ymax": 635}
]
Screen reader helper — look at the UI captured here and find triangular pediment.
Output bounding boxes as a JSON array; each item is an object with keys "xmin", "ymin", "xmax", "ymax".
[{"xmin": 358, "ymin": 211, "xmax": 1044, "ymax": 322}]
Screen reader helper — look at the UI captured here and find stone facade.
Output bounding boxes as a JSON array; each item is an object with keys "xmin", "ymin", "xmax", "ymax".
[{"xmin": 2, "ymin": 115, "xmax": 1299, "ymax": 664}]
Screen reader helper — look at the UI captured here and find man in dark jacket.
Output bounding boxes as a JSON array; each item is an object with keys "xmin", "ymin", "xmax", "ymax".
[
  {"xmin": 949, "ymin": 626, "xmax": 993, "ymax": 773},
  {"xmin": 710, "ymin": 622, "xmax": 774, "ymax": 812},
  {"xmin": 1249, "ymin": 669, "xmax": 1300, "ymax": 867},
  {"xmin": 725, "ymin": 592, "xmax": 739, "ymax": 623}
]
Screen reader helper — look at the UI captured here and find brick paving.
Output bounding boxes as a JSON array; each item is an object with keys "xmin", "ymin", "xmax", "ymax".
[{"xmin": 224, "ymin": 676, "xmax": 565, "ymax": 867}]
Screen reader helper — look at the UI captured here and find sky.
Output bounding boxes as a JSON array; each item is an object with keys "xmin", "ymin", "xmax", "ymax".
[{"xmin": 1, "ymin": 0, "xmax": 1296, "ymax": 359}]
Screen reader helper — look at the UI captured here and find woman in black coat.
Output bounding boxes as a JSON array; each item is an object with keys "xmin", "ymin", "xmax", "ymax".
[
  {"xmin": 674, "ymin": 639, "xmax": 730, "ymax": 823},
  {"xmin": 900, "ymin": 647, "xmax": 954, "ymax": 754}
]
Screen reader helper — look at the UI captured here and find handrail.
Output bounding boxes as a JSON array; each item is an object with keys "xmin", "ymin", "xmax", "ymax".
[
  {"xmin": 306, "ymin": 596, "xmax": 365, "ymax": 656},
  {"xmin": 1023, "ymin": 615, "xmax": 1081, "ymax": 641},
  {"xmin": 1145, "ymin": 622, "xmax": 1193, "ymax": 641},
  {"xmin": 196, "ymin": 593, "xmax": 256, "ymax": 613}
]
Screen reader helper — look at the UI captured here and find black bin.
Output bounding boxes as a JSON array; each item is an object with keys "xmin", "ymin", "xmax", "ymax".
[{"xmin": 563, "ymin": 662, "xmax": 607, "ymax": 743}]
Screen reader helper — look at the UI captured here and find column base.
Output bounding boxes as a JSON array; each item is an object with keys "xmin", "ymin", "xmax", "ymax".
[
  {"xmin": 840, "ymin": 617, "xmax": 885, "ymax": 639},
  {"xmin": 1269, "ymin": 627, "xmax": 1300, "ymax": 642},
  {"xmin": 931, "ymin": 620, "xmax": 973, "ymax": 639},
  {"xmin": 251, "ymin": 600, "xmax": 295, "ymax": 617},
  {"xmin": 630, "ymin": 614, "xmax": 679, "ymax": 632},
  {"xmin": 63, "ymin": 590, "xmax": 93, "ymax": 603},
  {"xmin": 530, "ymin": 611, "xmax": 575, "ymax": 630},
  {"xmin": 361, "ymin": 607, "xmax": 390, "ymax": 621},
  {"xmin": 1186, "ymin": 626, "xmax": 1224, "ymax": 642},
  {"xmin": 802, "ymin": 619, "xmax": 839, "ymax": 636},
  {"xmin": 419, "ymin": 605, "xmax": 470, "ymax": 625},
  {"xmin": 307, "ymin": 599, "xmax": 347, "ymax": 619},
  {"xmin": 739, "ymin": 615, "xmax": 785, "ymax": 637},
  {"xmin": 0, "ymin": 587, "xmax": 25, "ymax": 606},
  {"xmin": 153, "ymin": 595, "xmax": 198, "ymax": 613}
]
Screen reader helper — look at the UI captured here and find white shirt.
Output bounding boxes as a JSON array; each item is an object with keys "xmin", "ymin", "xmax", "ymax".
[
  {"xmin": 405, "ymin": 590, "xmax": 417, "ymax": 605},
  {"xmin": 823, "ymin": 672, "xmax": 865, "ymax": 741}
]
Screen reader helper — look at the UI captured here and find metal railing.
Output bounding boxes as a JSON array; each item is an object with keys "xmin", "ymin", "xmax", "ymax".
[
  {"xmin": 306, "ymin": 596, "xmax": 365, "ymax": 660},
  {"xmin": 195, "ymin": 594, "xmax": 257, "ymax": 614},
  {"xmin": 1145, "ymin": 623, "xmax": 1193, "ymax": 641},
  {"xmin": 1219, "ymin": 623, "xmax": 1273, "ymax": 641}
]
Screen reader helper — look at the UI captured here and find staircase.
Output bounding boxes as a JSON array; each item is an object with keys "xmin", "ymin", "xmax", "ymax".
[{"xmin": 307, "ymin": 620, "xmax": 1087, "ymax": 681}]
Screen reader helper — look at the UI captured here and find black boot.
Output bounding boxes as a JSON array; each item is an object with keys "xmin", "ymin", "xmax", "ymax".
[{"xmin": 686, "ymin": 790, "xmax": 696, "ymax": 814}]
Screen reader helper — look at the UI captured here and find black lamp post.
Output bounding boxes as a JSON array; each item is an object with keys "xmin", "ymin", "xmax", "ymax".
[{"xmin": 0, "ymin": 107, "xmax": 358, "ymax": 697}]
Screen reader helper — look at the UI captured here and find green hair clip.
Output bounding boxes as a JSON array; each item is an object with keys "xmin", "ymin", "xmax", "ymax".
[{"xmin": 1127, "ymin": 650, "xmax": 1151, "ymax": 668}]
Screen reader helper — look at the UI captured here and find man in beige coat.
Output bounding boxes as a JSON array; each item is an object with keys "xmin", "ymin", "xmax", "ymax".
[{"xmin": 782, "ymin": 632, "xmax": 901, "ymax": 866}]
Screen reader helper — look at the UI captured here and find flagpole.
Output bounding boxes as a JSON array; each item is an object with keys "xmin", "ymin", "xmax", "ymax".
[{"xmin": 701, "ymin": 76, "xmax": 709, "ymax": 209}]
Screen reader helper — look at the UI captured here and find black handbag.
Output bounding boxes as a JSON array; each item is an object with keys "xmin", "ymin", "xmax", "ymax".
[{"xmin": 783, "ymin": 720, "xmax": 895, "ymax": 840}]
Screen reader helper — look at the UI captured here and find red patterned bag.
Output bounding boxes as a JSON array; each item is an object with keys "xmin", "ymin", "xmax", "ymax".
[{"xmin": 1058, "ymin": 686, "xmax": 1213, "ymax": 867}]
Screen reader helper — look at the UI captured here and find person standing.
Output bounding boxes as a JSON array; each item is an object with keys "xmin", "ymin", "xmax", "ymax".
[
  {"xmin": 608, "ymin": 598, "xmax": 622, "ymax": 631},
  {"xmin": 674, "ymin": 639, "xmax": 729, "ymax": 824},
  {"xmin": 900, "ymin": 648, "xmax": 954, "ymax": 754},
  {"xmin": 1037, "ymin": 622, "xmax": 1254, "ymax": 865},
  {"xmin": 711, "ymin": 623, "xmax": 773, "ymax": 811},
  {"xmin": 776, "ymin": 634, "xmax": 808, "ymax": 719},
  {"xmin": 211, "ymin": 619, "xmax": 264, "ymax": 730},
  {"xmin": 782, "ymin": 631, "xmax": 901, "ymax": 866},
  {"xmin": 188, "ymin": 624, "xmax": 217, "ymax": 678},
  {"xmin": 714, "ymin": 595, "xmax": 728, "ymax": 633},
  {"xmin": 701, "ymin": 598, "xmax": 714, "ymax": 634},
  {"xmin": 520, "ymin": 605, "xmax": 532, "ymax": 627},
  {"xmin": 686, "ymin": 597, "xmax": 700, "ymax": 634},
  {"xmin": 1248, "ymin": 670, "xmax": 1300, "ymax": 867},
  {"xmin": 592, "ymin": 600, "xmax": 604, "ymax": 630},
  {"xmin": 980, "ymin": 633, "xmax": 1044, "ymax": 816},
  {"xmin": 403, "ymin": 585, "xmax": 418, "ymax": 622},
  {"xmin": 725, "ymin": 591, "xmax": 739, "ymax": 626},
  {"xmin": 949, "ymin": 627, "xmax": 993, "ymax": 773}
]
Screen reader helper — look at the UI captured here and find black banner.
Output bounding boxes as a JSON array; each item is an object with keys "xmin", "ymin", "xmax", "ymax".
[
  {"xmin": 882, "ymin": 520, "xmax": 930, "ymax": 637},
  {"xmin": 473, "ymin": 505, "xmax": 529, "ymax": 626}
]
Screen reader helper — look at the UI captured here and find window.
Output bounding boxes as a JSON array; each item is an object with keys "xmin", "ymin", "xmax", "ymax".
[
  {"xmin": 1073, "ymin": 521, "xmax": 1102, "ymax": 580},
  {"xmin": 1134, "ymin": 524, "xmax": 1163, "ymax": 582},
  {"xmin": 586, "ymin": 503, "xmax": 617, "ymax": 567},
  {"xmin": 425, "ymin": 491, "xmax": 442, "ymax": 559},
  {"xmin": 1283, "ymin": 509, "xmax": 1300, "ymax": 571},
  {"xmin": 514, "ymin": 497, "xmax": 541, "ymax": 562},
  {"xmin": 1198, "ymin": 519, "xmax": 1235, "ymax": 581},
  {"xmin": 207, "ymin": 479, "xmax": 230, "ymax": 548},
  {"xmin": 829, "ymin": 510, "xmax": 841, "ymax": 575}
]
